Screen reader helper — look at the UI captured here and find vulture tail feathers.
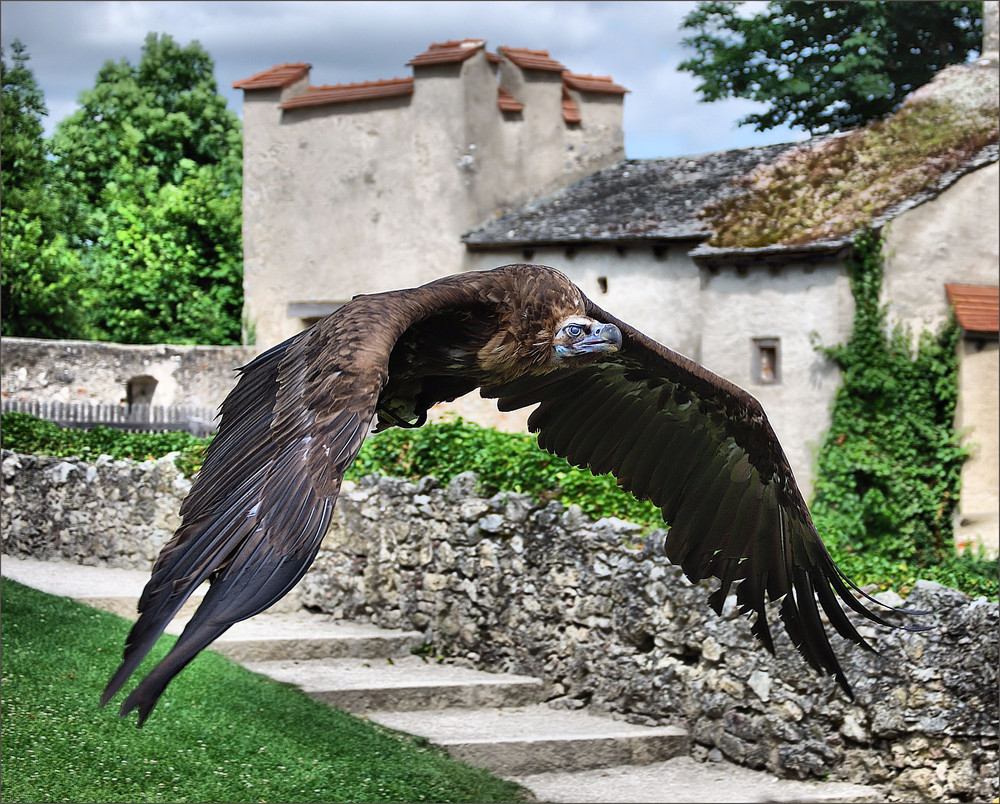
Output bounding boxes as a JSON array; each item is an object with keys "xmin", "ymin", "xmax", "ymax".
[{"xmin": 117, "ymin": 529, "xmax": 328, "ymax": 726}]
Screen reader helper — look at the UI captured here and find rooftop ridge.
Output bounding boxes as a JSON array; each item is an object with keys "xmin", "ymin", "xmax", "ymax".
[
  {"xmin": 281, "ymin": 77, "xmax": 414, "ymax": 110},
  {"xmin": 946, "ymin": 283, "xmax": 1000, "ymax": 333},
  {"xmin": 561, "ymin": 87, "xmax": 582, "ymax": 124},
  {"xmin": 233, "ymin": 62, "xmax": 311, "ymax": 90},
  {"xmin": 408, "ymin": 39, "xmax": 486, "ymax": 67},
  {"xmin": 497, "ymin": 86, "xmax": 524, "ymax": 113},
  {"xmin": 498, "ymin": 46, "xmax": 566, "ymax": 72},
  {"xmin": 563, "ymin": 72, "xmax": 629, "ymax": 94}
]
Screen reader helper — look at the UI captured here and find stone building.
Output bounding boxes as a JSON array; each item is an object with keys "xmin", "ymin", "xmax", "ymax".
[
  {"xmin": 2, "ymin": 23, "xmax": 995, "ymax": 553},
  {"xmin": 233, "ymin": 34, "xmax": 998, "ymax": 551},
  {"xmin": 234, "ymin": 39, "xmax": 627, "ymax": 346}
]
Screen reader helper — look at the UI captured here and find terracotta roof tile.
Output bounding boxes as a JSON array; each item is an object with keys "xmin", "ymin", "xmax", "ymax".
[
  {"xmin": 233, "ymin": 63, "xmax": 310, "ymax": 90},
  {"xmin": 497, "ymin": 87, "xmax": 524, "ymax": 113},
  {"xmin": 407, "ymin": 39, "xmax": 485, "ymax": 67},
  {"xmin": 946, "ymin": 283, "xmax": 999, "ymax": 333},
  {"xmin": 563, "ymin": 73, "xmax": 628, "ymax": 95},
  {"xmin": 561, "ymin": 87, "xmax": 581, "ymax": 124},
  {"xmin": 498, "ymin": 46, "xmax": 566, "ymax": 72},
  {"xmin": 280, "ymin": 77, "xmax": 414, "ymax": 110}
]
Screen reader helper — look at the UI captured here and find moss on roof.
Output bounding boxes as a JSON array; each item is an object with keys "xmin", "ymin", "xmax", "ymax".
[{"xmin": 700, "ymin": 64, "xmax": 999, "ymax": 249}]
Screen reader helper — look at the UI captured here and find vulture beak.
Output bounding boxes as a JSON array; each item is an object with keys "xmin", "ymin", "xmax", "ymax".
[{"xmin": 576, "ymin": 323, "xmax": 623, "ymax": 354}]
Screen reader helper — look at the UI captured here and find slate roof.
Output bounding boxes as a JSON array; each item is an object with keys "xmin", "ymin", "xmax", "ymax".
[
  {"xmin": 461, "ymin": 142, "xmax": 801, "ymax": 248},
  {"xmin": 465, "ymin": 63, "xmax": 998, "ymax": 262}
]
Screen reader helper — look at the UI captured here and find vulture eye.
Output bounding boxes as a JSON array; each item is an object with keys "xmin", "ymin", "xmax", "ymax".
[{"xmin": 564, "ymin": 323, "xmax": 585, "ymax": 338}]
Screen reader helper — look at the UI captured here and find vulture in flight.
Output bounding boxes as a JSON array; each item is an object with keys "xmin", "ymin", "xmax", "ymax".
[{"xmin": 102, "ymin": 263, "xmax": 924, "ymax": 725}]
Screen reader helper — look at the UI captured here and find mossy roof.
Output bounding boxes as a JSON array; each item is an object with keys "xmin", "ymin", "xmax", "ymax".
[
  {"xmin": 464, "ymin": 64, "xmax": 998, "ymax": 261},
  {"xmin": 694, "ymin": 63, "xmax": 998, "ymax": 260}
]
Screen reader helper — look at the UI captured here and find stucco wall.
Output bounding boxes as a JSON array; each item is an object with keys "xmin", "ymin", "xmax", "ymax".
[
  {"xmin": 700, "ymin": 262, "xmax": 851, "ymax": 500},
  {"xmin": 241, "ymin": 48, "xmax": 625, "ymax": 349},
  {"xmin": 955, "ymin": 339, "xmax": 1000, "ymax": 555},
  {"xmin": 882, "ymin": 162, "xmax": 999, "ymax": 556},
  {"xmin": 463, "ymin": 247, "xmax": 848, "ymax": 500},
  {"xmin": 882, "ymin": 163, "xmax": 999, "ymax": 334}
]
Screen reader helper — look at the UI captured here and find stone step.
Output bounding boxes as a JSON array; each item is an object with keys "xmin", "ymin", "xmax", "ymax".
[
  {"xmin": 0, "ymin": 555, "xmax": 300, "ymax": 618},
  {"xmin": 365, "ymin": 704, "xmax": 690, "ymax": 777},
  {"xmin": 0, "ymin": 555, "xmax": 202, "ymax": 618},
  {"xmin": 2, "ymin": 557, "xmax": 885, "ymax": 802},
  {"xmin": 244, "ymin": 655, "xmax": 545, "ymax": 712},
  {"xmin": 509, "ymin": 755, "xmax": 882, "ymax": 803},
  {"xmin": 194, "ymin": 611, "xmax": 425, "ymax": 662},
  {"xmin": 1, "ymin": 556, "xmax": 422, "ymax": 661}
]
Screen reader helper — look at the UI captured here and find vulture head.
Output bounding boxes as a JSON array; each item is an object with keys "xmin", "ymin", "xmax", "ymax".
[
  {"xmin": 101, "ymin": 263, "xmax": 928, "ymax": 726},
  {"xmin": 552, "ymin": 316, "xmax": 623, "ymax": 362}
]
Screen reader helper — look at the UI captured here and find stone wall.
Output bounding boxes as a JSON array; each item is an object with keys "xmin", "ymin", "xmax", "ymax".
[
  {"xmin": 301, "ymin": 474, "xmax": 999, "ymax": 804},
  {"xmin": 0, "ymin": 337, "xmax": 259, "ymax": 409},
  {"xmin": 2, "ymin": 454, "xmax": 996, "ymax": 803},
  {"xmin": 1, "ymin": 451, "xmax": 190, "ymax": 568}
]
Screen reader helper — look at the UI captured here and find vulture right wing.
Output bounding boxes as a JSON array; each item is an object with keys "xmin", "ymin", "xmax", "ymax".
[{"xmin": 483, "ymin": 298, "xmax": 927, "ymax": 697}]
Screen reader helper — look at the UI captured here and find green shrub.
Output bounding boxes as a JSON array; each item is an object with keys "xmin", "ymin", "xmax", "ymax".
[
  {"xmin": 0, "ymin": 411, "xmax": 211, "ymax": 476},
  {"xmin": 346, "ymin": 415, "xmax": 662, "ymax": 526}
]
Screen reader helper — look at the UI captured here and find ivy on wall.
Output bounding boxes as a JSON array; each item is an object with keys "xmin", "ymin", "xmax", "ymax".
[{"xmin": 810, "ymin": 229, "xmax": 996, "ymax": 598}]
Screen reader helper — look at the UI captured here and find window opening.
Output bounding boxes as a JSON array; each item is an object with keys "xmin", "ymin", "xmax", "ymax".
[{"xmin": 753, "ymin": 338, "xmax": 781, "ymax": 385}]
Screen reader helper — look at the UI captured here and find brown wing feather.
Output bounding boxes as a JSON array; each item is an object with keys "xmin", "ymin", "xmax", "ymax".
[{"xmin": 483, "ymin": 295, "xmax": 927, "ymax": 697}]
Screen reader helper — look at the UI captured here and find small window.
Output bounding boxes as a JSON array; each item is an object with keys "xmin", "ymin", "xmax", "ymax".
[
  {"xmin": 597, "ymin": 276, "xmax": 608, "ymax": 294},
  {"xmin": 753, "ymin": 338, "xmax": 781, "ymax": 385}
]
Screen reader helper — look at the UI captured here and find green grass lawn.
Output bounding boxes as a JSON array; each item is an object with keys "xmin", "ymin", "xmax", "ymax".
[{"xmin": 0, "ymin": 579, "xmax": 531, "ymax": 804}]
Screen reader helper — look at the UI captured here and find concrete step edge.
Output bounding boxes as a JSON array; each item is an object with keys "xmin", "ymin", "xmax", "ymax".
[
  {"xmin": 243, "ymin": 656, "xmax": 546, "ymax": 712},
  {"xmin": 365, "ymin": 706, "xmax": 691, "ymax": 776},
  {"xmin": 507, "ymin": 756, "xmax": 884, "ymax": 803}
]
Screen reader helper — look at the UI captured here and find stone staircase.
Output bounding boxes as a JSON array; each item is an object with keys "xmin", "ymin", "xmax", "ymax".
[{"xmin": 2, "ymin": 556, "xmax": 881, "ymax": 803}]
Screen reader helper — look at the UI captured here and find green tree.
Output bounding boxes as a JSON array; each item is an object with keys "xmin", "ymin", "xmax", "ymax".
[
  {"xmin": 679, "ymin": 1, "xmax": 983, "ymax": 134},
  {"xmin": 1, "ymin": 39, "xmax": 48, "ymax": 213},
  {"xmin": 1, "ymin": 40, "xmax": 89, "ymax": 339},
  {"xmin": 51, "ymin": 33, "xmax": 244, "ymax": 344}
]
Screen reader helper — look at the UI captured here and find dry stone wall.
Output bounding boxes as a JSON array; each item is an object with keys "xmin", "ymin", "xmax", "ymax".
[
  {"xmin": 1, "ymin": 451, "xmax": 190, "ymax": 568},
  {"xmin": 2, "ymin": 455, "xmax": 996, "ymax": 802}
]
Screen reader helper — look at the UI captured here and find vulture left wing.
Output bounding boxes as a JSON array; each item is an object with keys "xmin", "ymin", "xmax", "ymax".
[
  {"xmin": 100, "ymin": 277, "xmax": 485, "ymax": 725},
  {"xmin": 483, "ymin": 298, "xmax": 925, "ymax": 697}
]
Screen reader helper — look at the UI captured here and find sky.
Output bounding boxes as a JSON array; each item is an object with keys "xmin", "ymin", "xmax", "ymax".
[{"xmin": 0, "ymin": 0, "xmax": 811, "ymax": 160}]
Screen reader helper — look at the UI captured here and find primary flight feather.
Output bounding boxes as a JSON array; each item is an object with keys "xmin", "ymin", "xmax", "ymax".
[{"xmin": 102, "ymin": 263, "xmax": 925, "ymax": 725}]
